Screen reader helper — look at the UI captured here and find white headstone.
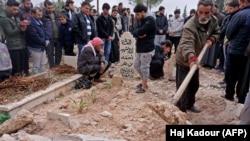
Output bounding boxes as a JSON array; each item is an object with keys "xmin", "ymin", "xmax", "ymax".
[{"xmin": 119, "ymin": 32, "xmax": 136, "ymax": 78}]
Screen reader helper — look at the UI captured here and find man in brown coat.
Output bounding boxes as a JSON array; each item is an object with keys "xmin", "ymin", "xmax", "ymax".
[{"xmin": 175, "ymin": 0, "xmax": 220, "ymax": 113}]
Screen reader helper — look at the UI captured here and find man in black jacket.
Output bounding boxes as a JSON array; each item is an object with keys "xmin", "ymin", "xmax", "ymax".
[
  {"xmin": 96, "ymin": 3, "xmax": 114, "ymax": 61},
  {"xmin": 132, "ymin": 3, "xmax": 156, "ymax": 93},
  {"xmin": 72, "ymin": 1, "xmax": 96, "ymax": 56}
]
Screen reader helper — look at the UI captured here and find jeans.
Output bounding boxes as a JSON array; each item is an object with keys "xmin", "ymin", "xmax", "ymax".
[{"xmin": 102, "ymin": 38, "xmax": 112, "ymax": 61}]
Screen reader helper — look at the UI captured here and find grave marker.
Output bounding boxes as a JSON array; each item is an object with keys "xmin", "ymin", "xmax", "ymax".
[{"xmin": 119, "ymin": 32, "xmax": 136, "ymax": 78}]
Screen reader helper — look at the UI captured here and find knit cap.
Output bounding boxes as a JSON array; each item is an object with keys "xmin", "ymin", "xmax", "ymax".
[{"xmin": 91, "ymin": 37, "xmax": 104, "ymax": 47}]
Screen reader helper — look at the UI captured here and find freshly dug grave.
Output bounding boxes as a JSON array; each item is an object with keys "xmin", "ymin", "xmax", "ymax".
[{"xmin": 0, "ymin": 65, "xmax": 78, "ymax": 105}]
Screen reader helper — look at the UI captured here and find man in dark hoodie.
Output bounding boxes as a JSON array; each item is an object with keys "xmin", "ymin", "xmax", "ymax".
[{"xmin": 132, "ymin": 3, "xmax": 156, "ymax": 93}]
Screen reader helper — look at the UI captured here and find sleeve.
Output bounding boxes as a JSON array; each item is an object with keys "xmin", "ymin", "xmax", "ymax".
[
  {"xmin": 226, "ymin": 14, "xmax": 243, "ymax": 41},
  {"xmin": 179, "ymin": 27, "xmax": 196, "ymax": 62},
  {"xmin": 0, "ymin": 18, "xmax": 21, "ymax": 37},
  {"xmin": 109, "ymin": 17, "xmax": 114, "ymax": 37},
  {"xmin": 209, "ymin": 22, "xmax": 220, "ymax": 44},
  {"xmin": 173, "ymin": 18, "xmax": 184, "ymax": 33},
  {"xmin": 72, "ymin": 14, "xmax": 82, "ymax": 39},
  {"xmin": 96, "ymin": 17, "xmax": 109, "ymax": 38},
  {"xmin": 26, "ymin": 22, "xmax": 46, "ymax": 46},
  {"xmin": 163, "ymin": 16, "xmax": 168, "ymax": 32},
  {"xmin": 133, "ymin": 17, "xmax": 156, "ymax": 37}
]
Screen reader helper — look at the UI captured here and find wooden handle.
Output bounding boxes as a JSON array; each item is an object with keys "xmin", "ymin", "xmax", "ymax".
[{"xmin": 173, "ymin": 43, "xmax": 209, "ymax": 103}]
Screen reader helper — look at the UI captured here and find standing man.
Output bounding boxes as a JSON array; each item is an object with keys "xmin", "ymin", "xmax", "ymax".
[
  {"xmin": 42, "ymin": 1, "xmax": 61, "ymax": 68},
  {"xmin": 0, "ymin": 0, "xmax": 29, "ymax": 76},
  {"xmin": 72, "ymin": 1, "xmax": 96, "ymax": 56},
  {"xmin": 168, "ymin": 9, "xmax": 184, "ymax": 55},
  {"xmin": 26, "ymin": 7, "xmax": 49, "ymax": 75},
  {"xmin": 61, "ymin": 0, "xmax": 74, "ymax": 21},
  {"xmin": 132, "ymin": 3, "xmax": 156, "ymax": 93},
  {"xmin": 222, "ymin": 0, "xmax": 250, "ymax": 103},
  {"xmin": 19, "ymin": 0, "xmax": 32, "ymax": 76},
  {"xmin": 96, "ymin": 3, "xmax": 114, "ymax": 61},
  {"xmin": 155, "ymin": 6, "xmax": 168, "ymax": 44},
  {"xmin": 175, "ymin": 0, "xmax": 220, "ymax": 113}
]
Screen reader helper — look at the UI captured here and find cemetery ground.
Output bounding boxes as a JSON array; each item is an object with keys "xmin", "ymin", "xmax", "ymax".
[{"xmin": 0, "ymin": 56, "xmax": 243, "ymax": 141}]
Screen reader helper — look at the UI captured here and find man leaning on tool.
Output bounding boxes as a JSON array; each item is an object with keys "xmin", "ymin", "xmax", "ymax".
[{"xmin": 175, "ymin": 0, "xmax": 220, "ymax": 113}]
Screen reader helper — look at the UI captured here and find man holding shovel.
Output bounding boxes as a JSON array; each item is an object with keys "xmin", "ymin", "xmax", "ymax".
[{"xmin": 175, "ymin": 0, "xmax": 220, "ymax": 113}]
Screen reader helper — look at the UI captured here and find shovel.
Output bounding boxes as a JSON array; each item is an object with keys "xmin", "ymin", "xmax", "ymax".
[{"xmin": 173, "ymin": 43, "xmax": 209, "ymax": 104}]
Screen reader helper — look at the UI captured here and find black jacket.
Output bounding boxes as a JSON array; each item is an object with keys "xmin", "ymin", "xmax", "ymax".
[
  {"xmin": 132, "ymin": 14, "xmax": 156, "ymax": 53},
  {"xmin": 96, "ymin": 14, "xmax": 114, "ymax": 39},
  {"xmin": 59, "ymin": 20, "xmax": 75, "ymax": 46},
  {"xmin": 155, "ymin": 13, "xmax": 168, "ymax": 35},
  {"xmin": 72, "ymin": 13, "xmax": 96, "ymax": 44}
]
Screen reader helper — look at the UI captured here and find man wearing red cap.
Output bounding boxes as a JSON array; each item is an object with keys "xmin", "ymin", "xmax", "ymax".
[{"xmin": 77, "ymin": 37, "xmax": 111, "ymax": 83}]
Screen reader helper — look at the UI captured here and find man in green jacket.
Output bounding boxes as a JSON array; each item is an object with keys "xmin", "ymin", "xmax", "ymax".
[
  {"xmin": 175, "ymin": 0, "xmax": 220, "ymax": 113},
  {"xmin": 0, "ymin": 0, "xmax": 29, "ymax": 76}
]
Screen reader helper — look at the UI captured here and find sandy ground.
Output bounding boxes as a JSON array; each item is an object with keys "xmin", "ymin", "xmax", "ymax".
[{"xmin": 24, "ymin": 57, "xmax": 243, "ymax": 141}]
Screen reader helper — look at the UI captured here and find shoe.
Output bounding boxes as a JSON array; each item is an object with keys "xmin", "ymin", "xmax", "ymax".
[
  {"xmin": 221, "ymin": 95, "xmax": 234, "ymax": 101},
  {"xmin": 136, "ymin": 87, "xmax": 146, "ymax": 93},
  {"xmin": 136, "ymin": 83, "xmax": 142, "ymax": 89},
  {"xmin": 218, "ymin": 81, "xmax": 225, "ymax": 85},
  {"xmin": 187, "ymin": 106, "xmax": 201, "ymax": 113},
  {"xmin": 94, "ymin": 78, "xmax": 106, "ymax": 83},
  {"xmin": 219, "ymin": 83, "xmax": 226, "ymax": 88},
  {"xmin": 168, "ymin": 77, "xmax": 176, "ymax": 81}
]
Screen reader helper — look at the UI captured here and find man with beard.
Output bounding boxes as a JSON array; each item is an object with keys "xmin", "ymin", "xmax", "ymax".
[
  {"xmin": 0, "ymin": 0, "xmax": 29, "ymax": 76},
  {"xmin": 174, "ymin": 0, "xmax": 220, "ymax": 113}
]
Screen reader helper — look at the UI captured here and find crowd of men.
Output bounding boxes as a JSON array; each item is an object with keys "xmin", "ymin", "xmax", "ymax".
[{"xmin": 0, "ymin": 0, "xmax": 250, "ymax": 124}]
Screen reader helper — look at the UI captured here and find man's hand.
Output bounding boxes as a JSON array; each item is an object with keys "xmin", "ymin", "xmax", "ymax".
[
  {"xmin": 188, "ymin": 56, "xmax": 199, "ymax": 69},
  {"xmin": 108, "ymin": 36, "xmax": 113, "ymax": 41},
  {"xmin": 139, "ymin": 34, "xmax": 146, "ymax": 38},
  {"xmin": 169, "ymin": 32, "xmax": 175, "ymax": 36},
  {"xmin": 159, "ymin": 29, "xmax": 163, "ymax": 34},
  {"xmin": 99, "ymin": 49, "xmax": 104, "ymax": 55},
  {"xmin": 100, "ymin": 62, "xmax": 105, "ymax": 73},
  {"xmin": 206, "ymin": 40, "xmax": 213, "ymax": 48}
]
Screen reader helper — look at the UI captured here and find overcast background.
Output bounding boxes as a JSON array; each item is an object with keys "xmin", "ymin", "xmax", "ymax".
[{"xmin": 32, "ymin": 0, "xmax": 199, "ymax": 15}]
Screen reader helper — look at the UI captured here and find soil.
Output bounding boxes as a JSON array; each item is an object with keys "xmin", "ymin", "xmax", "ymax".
[
  {"xmin": 2, "ymin": 57, "xmax": 242, "ymax": 141},
  {"xmin": 0, "ymin": 65, "xmax": 77, "ymax": 105}
]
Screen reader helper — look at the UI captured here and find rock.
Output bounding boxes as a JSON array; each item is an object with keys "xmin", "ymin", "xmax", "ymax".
[
  {"xmin": 22, "ymin": 119, "xmax": 46, "ymax": 134},
  {"xmin": 146, "ymin": 101, "xmax": 187, "ymax": 124},
  {"xmin": 100, "ymin": 111, "xmax": 112, "ymax": 118},
  {"xmin": 0, "ymin": 134, "xmax": 16, "ymax": 141},
  {"xmin": 0, "ymin": 109, "xmax": 33, "ymax": 135},
  {"xmin": 235, "ymin": 103, "xmax": 244, "ymax": 118},
  {"xmin": 69, "ymin": 119, "xmax": 80, "ymax": 130},
  {"xmin": 112, "ymin": 76, "xmax": 123, "ymax": 87},
  {"xmin": 47, "ymin": 111, "xmax": 71, "ymax": 126},
  {"xmin": 17, "ymin": 131, "xmax": 52, "ymax": 141}
]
